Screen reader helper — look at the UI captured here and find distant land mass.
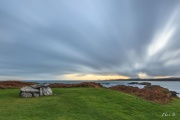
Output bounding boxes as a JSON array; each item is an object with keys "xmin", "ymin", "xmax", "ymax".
[{"xmin": 109, "ymin": 77, "xmax": 180, "ymax": 81}]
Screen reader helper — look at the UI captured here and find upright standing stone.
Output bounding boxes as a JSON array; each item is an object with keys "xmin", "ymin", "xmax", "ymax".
[
  {"xmin": 40, "ymin": 87, "xmax": 43, "ymax": 96},
  {"xmin": 42, "ymin": 86, "xmax": 53, "ymax": 95}
]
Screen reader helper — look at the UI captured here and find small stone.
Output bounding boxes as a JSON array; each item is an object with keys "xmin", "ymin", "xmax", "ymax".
[
  {"xmin": 39, "ymin": 87, "xmax": 43, "ymax": 96},
  {"xmin": 20, "ymin": 92, "xmax": 32, "ymax": 98},
  {"xmin": 32, "ymin": 92, "xmax": 40, "ymax": 97}
]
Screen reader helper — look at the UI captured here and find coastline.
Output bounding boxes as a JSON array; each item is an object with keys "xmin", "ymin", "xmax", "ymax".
[{"xmin": 0, "ymin": 80, "xmax": 179, "ymax": 103}]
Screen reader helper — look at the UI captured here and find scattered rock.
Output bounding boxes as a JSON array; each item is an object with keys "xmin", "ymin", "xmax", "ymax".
[
  {"xmin": 102, "ymin": 83, "xmax": 110, "ymax": 85},
  {"xmin": 19, "ymin": 84, "xmax": 53, "ymax": 98},
  {"xmin": 128, "ymin": 82, "xmax": 139, "ymax": 84},
  {"xmin": 139, "ymin": 82, "xmax": 151, "ymax": 86},
  {"xmin": 169, "ymin": 91, "xmax": 178, "ymax": 97},
  {"xmin": 128, "ymin": 82, "xmax": 151, "ymax": 86}
]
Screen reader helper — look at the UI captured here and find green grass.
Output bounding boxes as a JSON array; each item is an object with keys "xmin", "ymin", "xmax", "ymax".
[{"xmin": 0, "ymin": 88, "xmax": 180, "ymax": 120}]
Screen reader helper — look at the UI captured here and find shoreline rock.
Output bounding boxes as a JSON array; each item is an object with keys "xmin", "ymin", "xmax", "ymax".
[
  {"xmin": 128, "ymin": 82, "xmax": 151, "ymax": 86},
  {"xmin": 110, "ymin": 85, "xmax": 178, "ymax": 103}
]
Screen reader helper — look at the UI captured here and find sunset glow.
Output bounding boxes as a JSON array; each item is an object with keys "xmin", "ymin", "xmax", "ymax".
[{"xmin": 60, "ymin": 74, "xmax": 129, "ymax": 80}]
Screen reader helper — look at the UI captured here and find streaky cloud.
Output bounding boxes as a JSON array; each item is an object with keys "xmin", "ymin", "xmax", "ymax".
[{"xmin": 0, "ymin": 0, "xmax": 180, "ymax": 80}]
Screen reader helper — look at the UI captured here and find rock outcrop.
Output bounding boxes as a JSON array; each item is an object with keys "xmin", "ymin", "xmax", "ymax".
[
  {"xmin": 144, "ymin": 85, "xmax": 179, "ymax": 97},
  {"xmin": 128, "ymin": 82, "xmax": 151, "ymax": 86},
  {"xmin": 109, "ymin": 85, "xmax": 177, "ymax": 104},
  {"xmin": 19, "ymin": 84, "xmax": 53, "ymax": 98}
]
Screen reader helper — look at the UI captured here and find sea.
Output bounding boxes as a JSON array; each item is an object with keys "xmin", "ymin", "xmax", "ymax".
[{"xmin": 25, "ymin": 80, "xmax": 180, "ymax": 97}]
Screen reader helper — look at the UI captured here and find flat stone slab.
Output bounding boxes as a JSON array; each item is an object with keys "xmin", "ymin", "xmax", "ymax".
[
  {"xmin": 21, "ymin": 86, "xmax": 39, "ymax": 92},
  {"xmin": 31, "ymin": 84, "xmax": 50, "ymax": 88}
]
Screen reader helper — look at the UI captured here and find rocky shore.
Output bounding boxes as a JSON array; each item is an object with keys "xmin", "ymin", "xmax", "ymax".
[
  {"xmin": 110, "ymin": 85, "xmax": 179, "ymax": 103},
  {"xmin": 128, "ymin": 82, "xmax": 151, "ymax": 86}
]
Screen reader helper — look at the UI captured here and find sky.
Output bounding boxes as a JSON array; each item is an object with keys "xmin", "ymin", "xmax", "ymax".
[{"xmin": 0, "ymin": 0, "xmax": 180, "ymax": 80}]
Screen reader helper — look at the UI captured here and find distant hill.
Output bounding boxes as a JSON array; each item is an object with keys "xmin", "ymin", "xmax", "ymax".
[{"xmin": 109, "ymin": 77, "xmax": 180, "ymax": 81}]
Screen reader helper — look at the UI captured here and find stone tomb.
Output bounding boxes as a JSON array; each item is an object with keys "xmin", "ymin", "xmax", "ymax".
[{"xmin": 19, "ymin": 84, "xmax": 53, "ymax": 98}]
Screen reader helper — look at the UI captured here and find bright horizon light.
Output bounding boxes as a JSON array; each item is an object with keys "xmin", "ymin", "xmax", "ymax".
[{"xmin": 58, "ymin": 74, "xmax": 130, "ymax": 80}]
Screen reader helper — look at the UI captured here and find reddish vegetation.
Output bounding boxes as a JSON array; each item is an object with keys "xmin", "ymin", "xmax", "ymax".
[
  {"xmin": 0, "ymin": 81, "xmax": 36, "ymax": 89},
  {"xmin": 49, "ymin": 82, "xmax": 103, "ymax": 88},
  {"xmin": 109, "ymin": 85, "xmax": 175, "ymax": 103},
  {"xmin": 0, "ymin": 81, "xmax": 103, "ymax": 89},
  {"xmin": 144, "ymin": 85, "xmax": 170, "ymax": 93}
]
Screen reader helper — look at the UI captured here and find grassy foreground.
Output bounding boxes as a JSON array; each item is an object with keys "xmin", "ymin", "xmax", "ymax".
[{"xmin": 0, "ymin": 88, "xmax": 180, "ymax": 120}]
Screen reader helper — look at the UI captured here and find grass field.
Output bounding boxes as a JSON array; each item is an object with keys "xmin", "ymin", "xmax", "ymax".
[{"xmin": 0, "ymin": 88, "xmax": 180, "ymax": 120}]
